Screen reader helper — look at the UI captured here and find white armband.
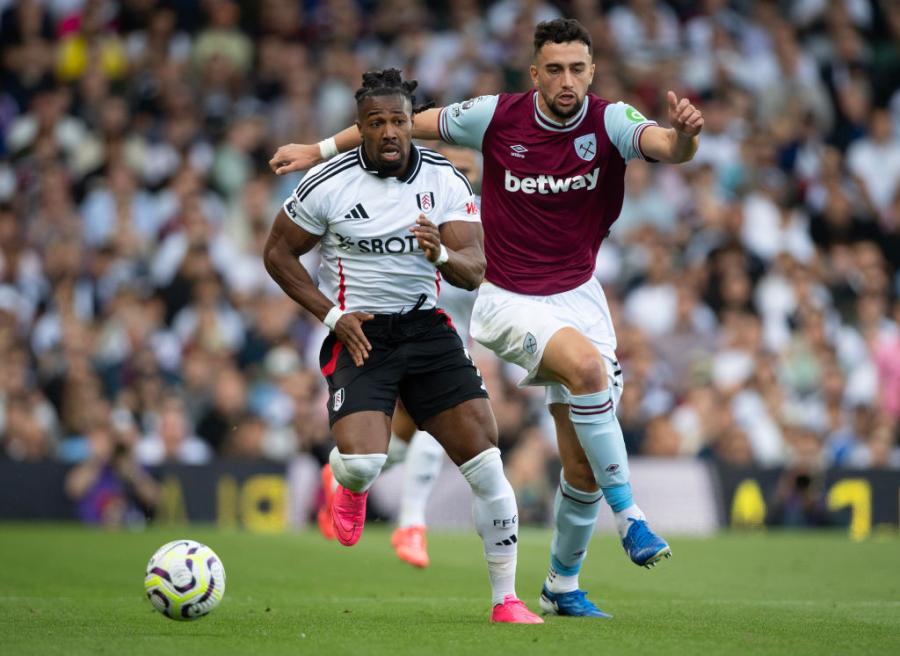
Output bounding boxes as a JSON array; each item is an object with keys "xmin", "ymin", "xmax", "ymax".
[
  {"xmin": 318, "ymin": 137, "xmax": 339, "ymax": 161},
  {"xmin": 433, "ymin": 244, "xmax": 450, "ymax": 267},
  {"xmin": 323, "ymin": 306, "xmax": 345, "ymax": 331}
]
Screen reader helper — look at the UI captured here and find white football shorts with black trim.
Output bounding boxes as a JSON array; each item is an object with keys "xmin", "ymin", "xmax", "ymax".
[{"xmin": 470, "ymin": 277, "xmax": 623, "ymax": 406}]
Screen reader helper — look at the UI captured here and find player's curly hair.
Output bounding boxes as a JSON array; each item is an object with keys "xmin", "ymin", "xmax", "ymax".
[
  {"xmin": 533, "ymin": 18, "xmax": 592, "ymax": 55},
  {"xmin": 354, "ymin": 68, "xmax": 434, "ymax": 114}
]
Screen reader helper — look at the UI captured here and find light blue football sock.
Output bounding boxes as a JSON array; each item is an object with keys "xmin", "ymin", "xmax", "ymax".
[
  {"xmin": 568, "ymin": 388, "xmax": 630, "ymax": 489},
  {"xmin": 603, "ymin": 482, "xmax": 634, "ymax": 513},
  {"xmin": 547, "ymin": 473, "xmax": 603, "ymax": 591},
  {"xmin": 569, "ymin": 389, "xmax": 645, "ymax": 538}
]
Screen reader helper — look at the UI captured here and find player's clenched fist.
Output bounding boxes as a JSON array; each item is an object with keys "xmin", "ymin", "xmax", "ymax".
[
  {"xmin": 667, "ymin": 91, "xmax": 704, "ymax": 137},
  {"xmin": 410, "ymin": 214, "xmax": 442, "ymax": 263},
  {"xmin": 334, "ymin": 311, "xmax": 374, "ymax": 367},
  {"xmin": 269, "ymin": 143, "xmax": 320, "ymax": 175}
]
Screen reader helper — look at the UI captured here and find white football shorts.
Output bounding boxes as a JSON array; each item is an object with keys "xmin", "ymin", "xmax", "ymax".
[{"xmin": 470, "ymin": 277, "xmax": 623, "ymax": 406}]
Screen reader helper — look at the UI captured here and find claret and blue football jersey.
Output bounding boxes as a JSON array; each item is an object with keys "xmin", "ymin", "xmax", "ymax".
[{"xmin": 438, "ymin": 91, "xmax": 657, "ymax": 295}]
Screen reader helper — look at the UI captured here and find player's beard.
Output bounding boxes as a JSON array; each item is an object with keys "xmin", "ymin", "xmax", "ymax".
[
  {"xmin": 545, "ymin": 92, "xmax": 583, "ymax": 121},
  {"xmin": 375, "ymin": 149, "xmax": 408, "ymax": 176},
  {"xmin": 376, "ymin": 158, "xmax": 405, "ymax": 175}
]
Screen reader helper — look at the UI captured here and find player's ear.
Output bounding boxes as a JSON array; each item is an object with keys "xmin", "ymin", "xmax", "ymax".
[{"xmin": 529, "ymin": 64, "xmax": 539, "ymax": 87}]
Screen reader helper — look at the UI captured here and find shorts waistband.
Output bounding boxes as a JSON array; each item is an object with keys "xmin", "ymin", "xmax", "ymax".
[{"xmin": 366, "ymin": 307, "xmax": 439, "ymax": 326}]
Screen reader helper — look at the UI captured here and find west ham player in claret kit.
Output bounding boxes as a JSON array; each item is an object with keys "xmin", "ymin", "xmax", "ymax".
[
  {"xmin": 270, "ymin": 18, "xmax": 704, "ymax": 619},
  {"xmin": 263, "ymin": 69, "xmax": 542, "ymax": 624}
]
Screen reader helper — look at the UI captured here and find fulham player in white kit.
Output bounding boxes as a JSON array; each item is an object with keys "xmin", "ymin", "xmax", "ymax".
[
  {"xmin": 271, "ymin": 19, "xmax": 704, "ymax": 618},
  {"xmin": 263, "ymin": 69, "xmax": 541, "ymax": 624}
]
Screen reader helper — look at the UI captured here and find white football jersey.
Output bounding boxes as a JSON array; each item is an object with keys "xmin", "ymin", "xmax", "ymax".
[{"xmin": 283, "ymin": 145, "xmax": 481, "ymax": 314}]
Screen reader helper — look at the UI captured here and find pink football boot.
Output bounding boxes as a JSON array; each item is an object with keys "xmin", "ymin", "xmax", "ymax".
[
  {"xmin": 331, "ymin": 484, "xmax": 368, "ymax": 546},
  {"xmin": 317, "ymin": 464, "xmax": 336, "ymax": 540},
  {"xmin": 391, "ymin": 526, "xmax": 429, "ymax": 568},
  {"xmin": 490, "ymin": 595, "xmax": 544, "ymax": 624}
]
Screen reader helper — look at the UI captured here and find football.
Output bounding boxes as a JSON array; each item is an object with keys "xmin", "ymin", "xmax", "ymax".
[{"xmin": 144, "ymin": 540, "xmax": 226, "ymax": 621}]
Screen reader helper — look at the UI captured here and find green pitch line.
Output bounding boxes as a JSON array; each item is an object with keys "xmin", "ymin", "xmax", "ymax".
[{"xmin": 0, "ymin": 524, "xmax": 898, "ymax": 656}]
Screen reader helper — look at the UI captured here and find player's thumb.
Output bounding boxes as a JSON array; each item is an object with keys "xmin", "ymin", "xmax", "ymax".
[{"xmin": 667, "ymin": 90, "xmax": 678, "ymax": 110}]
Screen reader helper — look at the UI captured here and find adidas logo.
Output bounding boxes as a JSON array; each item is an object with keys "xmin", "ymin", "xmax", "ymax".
[{"xmin": 343, "ymin": 203, "xmax": 370, "ymax": 220}]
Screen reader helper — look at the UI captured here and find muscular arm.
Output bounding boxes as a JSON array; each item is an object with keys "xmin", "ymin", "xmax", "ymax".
[
  {"xmin": 639, "ymin": 91, "xmax": 704, "ymax": 164},
  {"xmin": 263, "ymin": 210, "xmax": 332, "ymax": 321},
  {"xmin": 270, "ymin": 109, "xmax": 445, "ymax": 175},
  {"xmin": 263, "ymin": 210, "xmax": 374, "ymax": 365},
  {"xmin": 412, "ymin": 215, "xmax": 485, "ymax": 291}
]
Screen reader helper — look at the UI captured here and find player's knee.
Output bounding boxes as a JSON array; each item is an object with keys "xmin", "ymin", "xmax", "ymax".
[
  {"xmin": 566, "ymin": 356, "xmax": 607, "ymax": 395},
  {"xmin": 329, "ymin": 448, "xmax": 387, "ymax": 493}
]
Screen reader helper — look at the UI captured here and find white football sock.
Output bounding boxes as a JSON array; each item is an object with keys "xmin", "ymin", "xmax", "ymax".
[
  {"xmin": 328, "ymin": 448, "xmax": 387, "ymax": 493},
  {"xmin": 398, "ymin": 431, "xmax": 444, "ymax": 528},
  {"xmin": 459, "ymin": 447, "xmax": 519, "ymax": 605},
  {"xmin": 546, "ymin": 565, "xmax": 580, "ymax": 594},
  {"xmin": 614, "ymin": 503, "xmax": 646, "ymax": 539},
  {"xmin": 383, "ymin": 434, "xmax": 409, "ymax": 471}
]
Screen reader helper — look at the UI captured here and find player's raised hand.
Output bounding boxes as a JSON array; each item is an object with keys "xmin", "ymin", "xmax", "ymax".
[
  {"xmin": 667, "ymin": 91, "xmax": 704, "ymax": 137},
  {"xmin": 269, "ymin": 143, "xmax": 321, "ymax": 175},
  {"xmin": 334, "ymin": 312, "xmax": 374, "ymax": 367},
  {"xmin": 410, "ymin": 214, "xmax": 442, "ymax": 263}
]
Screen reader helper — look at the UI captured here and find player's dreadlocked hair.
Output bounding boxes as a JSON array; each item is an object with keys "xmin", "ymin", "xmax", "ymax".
[
  {"xmin": 533, "ymin": 18, "xmax": 592, "ymax": 55},
  {"xmin": 354, "ymin": 68, "xmax": 434, "ymax": 114}
]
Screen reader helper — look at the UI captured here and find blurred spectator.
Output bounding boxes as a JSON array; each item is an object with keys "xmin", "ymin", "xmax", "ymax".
[
  {"xmin": 136, "ymin": 394, "xmax": 212, "ymax": 465},
  {"xmin": 64, "ymin": 409, "xmax": 159, "ymax": 526}
]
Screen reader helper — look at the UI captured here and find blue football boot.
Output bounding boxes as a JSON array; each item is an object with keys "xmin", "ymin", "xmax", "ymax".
[
  {"xmin": 622, "ymin": 518, "xmax": 672, "ymax": 568},
  {"xmin": 539, "ymin": 585, "xmax": 613, "ymax": 618}
]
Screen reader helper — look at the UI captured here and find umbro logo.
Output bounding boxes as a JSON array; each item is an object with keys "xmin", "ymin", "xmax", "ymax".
[
  {"xmin": 510, "ymin": 144, "xmax": 527, "ymax": 159},
  {"xmin": 343, "ymin": 203, "xmax": 370, "ymax": 220}
]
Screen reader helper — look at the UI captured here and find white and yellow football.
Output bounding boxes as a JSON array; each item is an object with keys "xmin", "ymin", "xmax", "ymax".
[{"xmin": 144, "ymin": 540, "xmax": 226, "ymax": 621}]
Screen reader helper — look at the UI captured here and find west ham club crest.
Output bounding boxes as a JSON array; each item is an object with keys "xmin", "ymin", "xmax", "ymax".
[
  {"xmin": 574, "ymin": 133, "xmax": 597, "ymax": 161},
  {"xmin": 416, "ymin": 191, "xmax": 435, "ymax": 213}
]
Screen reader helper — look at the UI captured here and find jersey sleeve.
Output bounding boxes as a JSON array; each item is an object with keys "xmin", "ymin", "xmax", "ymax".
[
  {"xmin": 603, "ymin": 101, "xmax": 659, "ymax": 162},
  {"xmin": 437, "ymin": 168, "xmax": 480, "ymax": 226},
  {"xmin": 282, "ymin": 176, "xmax": 328, "ymax": 236},
  {"xmin": 438, "ymin": 95, "xmax": 500, "ymax": 151}
]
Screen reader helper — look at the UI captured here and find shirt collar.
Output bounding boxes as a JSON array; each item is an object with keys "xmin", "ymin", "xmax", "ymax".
[
  {"xmin": 532, "ymin": 91, "xmax": 589, "ymax": 133},
  {"xmin": 358, "ymin": 143, "xmax": 422, "ymax": 183}
]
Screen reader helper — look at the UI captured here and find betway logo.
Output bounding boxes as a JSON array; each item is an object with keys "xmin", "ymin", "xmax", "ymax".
[{"xmin": 504, "ymin": 168, "xmax": 599, "ymax": 194}]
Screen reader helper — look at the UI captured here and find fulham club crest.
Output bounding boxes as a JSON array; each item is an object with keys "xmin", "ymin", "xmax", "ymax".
[
  {"xmin": 416, "ymin": 191, "xmax": 435, "ymax": 214},
  {"xmin": 574, "ymin": 133, "xmax": 597, "ymax": 161}
]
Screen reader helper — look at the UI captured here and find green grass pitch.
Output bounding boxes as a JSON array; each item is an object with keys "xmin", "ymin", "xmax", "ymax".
[{"xmin": 1, "ymin": 524, "xmax": 898, "ymax": 655}]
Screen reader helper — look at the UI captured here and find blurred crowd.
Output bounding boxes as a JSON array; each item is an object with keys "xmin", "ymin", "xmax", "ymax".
[{"xmin": 1, "ymin": 0, "xmax": 899, "ymax": 525}]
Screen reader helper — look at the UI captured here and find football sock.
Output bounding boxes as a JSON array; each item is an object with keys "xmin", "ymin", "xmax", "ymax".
[
  {"xmin": 328, "ymin": 448, "xmax": 387, "ymax": 493},
  {"xmin": 398, "ymin": 431, "xmax": 444, "ymax": 528},
  {"xmin": 546, "ymin": 473, "xmax": 602, "ymax": 593},
  {"xmin": 568, "ymin": 389, "xmax": 648, "ymax": 540},
  {"xmin": 459, "ymin": 447, "xmax": 519, "ymax": 605},
  {"xmin": 383, "ymin": 434, "xmax": 409, "ymax": 471},
  {"xmin": 605, "ymin": 484, "xmax": 646, "ymax": 539}
]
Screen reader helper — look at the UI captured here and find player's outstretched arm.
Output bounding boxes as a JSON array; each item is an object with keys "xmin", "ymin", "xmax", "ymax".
[
  {"xmin": 264, "ymin": 210, "xmax": 373, "ymax": 365},
  {"xmin": 639, "ymin": 91, "xmax": 704, "ymax": 164},
  {"xmin": 269, "ymin": 109, "xmax": 444, "ymax": 175},
  {"xmin": 411, "ymin": 214, "xmax": 485, "ymax": 291}
]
